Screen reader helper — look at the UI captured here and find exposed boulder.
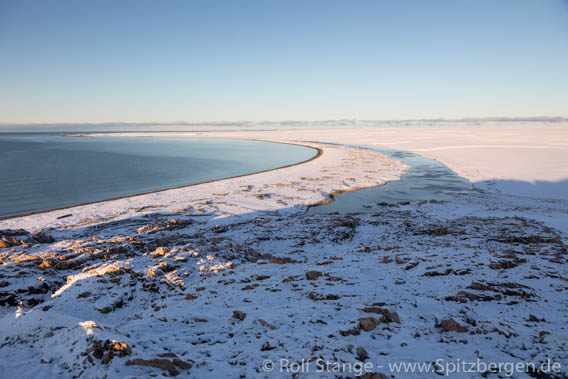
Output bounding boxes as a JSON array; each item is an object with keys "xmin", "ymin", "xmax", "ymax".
[
  {"xmin": 438, "ymin": 317, "xmax": 468, "ymax": 333},
  {"xmin": 362, "ymin": 307, "xmax": 401, "ymax": 324},
  {"xmin": 306, "ymin": 271, "xmax": 323, "ymax": 280},
  {"xmin": 359, "ymin": 317, "xmax": 380, "ymax": 332}
]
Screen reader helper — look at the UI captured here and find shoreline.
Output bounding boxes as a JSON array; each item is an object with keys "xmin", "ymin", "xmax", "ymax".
[
  {"xmin": 0, "ymin": 138, "xmax": 323, "ymax": 221},
  {"xmin": 1, "ymin": 127, "xmax": 567, "ymax": 378},
  {"xmin": 135, "ymin": 124, "xmax": 567, "ymax": 200},
  {"xmin": 63, "ymin": 124, "xmax": 568, "ymax": 192},
  {"xmin": 5, "ymin": 122, "xmax": 567, "ymax": 226},
  {"xmin": 1, "ymin": 137, "xmax": 409, "ymax": 231}
]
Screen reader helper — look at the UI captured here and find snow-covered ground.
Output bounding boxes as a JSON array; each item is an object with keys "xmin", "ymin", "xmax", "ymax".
[
  {"xmin": 1, "ymin": 124, "xmax": 567, "ymax": 378},
  {"xmin": 77, "ymin": 122, "xmax": 568, "ymax": 199},
  {"xmin": 174, "ymin": 123, "xmax": 568, "ymax": 200},
  {"xmin": 0, "ymin": 142, "xmax": 408, "ymax": 232}
]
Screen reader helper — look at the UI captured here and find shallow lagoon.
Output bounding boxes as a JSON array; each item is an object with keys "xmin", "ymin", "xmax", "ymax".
[{"xmin": 309, "ymin": 147, "xmax": 477, "ymax": 213}]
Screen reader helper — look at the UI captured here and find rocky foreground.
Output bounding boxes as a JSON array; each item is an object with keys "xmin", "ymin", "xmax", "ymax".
[{"xmin": 1, "ymin": 191, "xmax": 567, "ymax": 378}]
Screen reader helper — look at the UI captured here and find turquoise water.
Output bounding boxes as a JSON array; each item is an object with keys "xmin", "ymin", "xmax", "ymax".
[{"xmin": 0, "ymin": 134, "xmax": 316, "ymax": 218}]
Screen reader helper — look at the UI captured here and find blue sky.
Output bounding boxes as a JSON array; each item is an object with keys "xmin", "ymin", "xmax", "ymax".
[{"xmin": 1, "ymin": 0, "xmax": 567, "ymax": 123}]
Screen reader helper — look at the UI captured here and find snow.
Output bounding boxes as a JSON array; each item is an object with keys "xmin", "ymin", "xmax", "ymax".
[
  {"xmin": 118, "ymin": 123, "xmax": 566, "ymax": 200},
  {"xmin": 1, "ymin": 124, "xmax": 567, "ymax": 378},
  {"xmin": 0, "ymin": 141, "xmax": 408, "ymax": 232}
]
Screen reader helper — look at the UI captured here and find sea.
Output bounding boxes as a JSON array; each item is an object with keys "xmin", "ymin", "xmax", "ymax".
[{"xmin": 0, "ymin": 133, "xmax": 316, "ymax": 218}]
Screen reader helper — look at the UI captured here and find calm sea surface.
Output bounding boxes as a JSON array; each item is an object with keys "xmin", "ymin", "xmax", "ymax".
[{"xmin": 0, "ymin": 133, "xmax": 317, "ymax": 218}]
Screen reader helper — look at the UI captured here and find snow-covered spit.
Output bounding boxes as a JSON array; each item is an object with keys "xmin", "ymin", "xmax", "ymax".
[
  {"xmin": 80, "ymin": 122, "xmax": 568, "ymax": 199},
  {"xmin": 1, "ymin": 127, "xmax": 567, "ymax": 378},
  {"xmin": 0, "ymin": 141, "xmax": 408, "ymax": 232}
]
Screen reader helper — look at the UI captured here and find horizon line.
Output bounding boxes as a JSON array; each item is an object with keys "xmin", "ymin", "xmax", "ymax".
[{"xmin": 1, "ymin": 116, "xmax": 568, "ymax": 127}]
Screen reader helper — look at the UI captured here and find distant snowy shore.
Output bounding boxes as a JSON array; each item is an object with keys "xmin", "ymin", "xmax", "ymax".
[
  {"xmin": 79, "ymin": 122, "xmax": 568, "ymax": 200},
  {"xmin": 1, "ymin": 125, "xmax": 567, "ymax": 378}
]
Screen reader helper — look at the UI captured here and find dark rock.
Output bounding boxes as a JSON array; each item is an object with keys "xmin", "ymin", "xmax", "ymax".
[
  {"xmin": 261, "ymin": 341, "xmax": 276, "ymax": 351},
  {"xmin": 256, "ymin": 319, "xmax": 277, "ymax": 330},
  {"xmin": 86, "ymin": 340, "xmax": 131, "ymax": 365},
  {"xmin": 444, "ymin": 291, "xmax": 496, "ymax": 303},
  {"xmin": 439, "ymin": 318, "xmax": 468, "ymax": 333},
  {"xmin": 270, "ymin": 256, "xmax": 300, "ymax": 264},
  {"xmin": 0, "ymin": 293, "xmax": 18, "ymax": 307},
  {"xmin": 339, "ymin": 327, "xmax": 361, "ymax": 336},
  {"xmin": 173, "ymin": 358, "xmax": 192, "ymax": 370},
  {"xmin": 356, "ymin": 346, "xmax": 369, "ymax": 362},
  {"xmin": 528, "ymin": 314, "xmax": 544, "ymax": 322},
  {"xmin": 32, "ymin": 232, "xmax": 55, "ymax": 244},
  {"xmin": 308, "ymin": 292, "xmax": 340, "ymax": 301},
  {"xmin": 306, "ymin": 271, "xmax": 323, "ymax": 280},
  {"xmin": 27, "ymin": 298, "xmax": 41, "ymax": 307},
  {"xmin": 489, "ymin": 259, "xmax": 525, "ymax": 270},
  {"xmin": 362, "ymin": 307, "xmax": 401, "ymax": 324},
  {"xmin": 359, "ymin": 317, "xmax": 380, "ymax": 332}
]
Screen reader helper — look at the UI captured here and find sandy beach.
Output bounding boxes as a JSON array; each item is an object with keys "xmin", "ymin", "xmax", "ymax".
[{"xmin": 1, "ymin": 123, "xmax": 567, "ymax": 378}]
